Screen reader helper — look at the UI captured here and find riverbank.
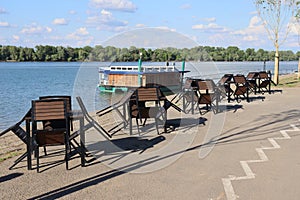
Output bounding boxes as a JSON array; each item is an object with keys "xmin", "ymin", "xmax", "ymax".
[
  {"xmin": 1, "ymin": 73, "xmax": 300, "ymax": 162},
  {"xmin": 1, "ymin": 74, "xmax": 300, "ymax": 199},
  {"xmin": 276, "ymin": 73, "xmax": 300, "ymax": 87}
]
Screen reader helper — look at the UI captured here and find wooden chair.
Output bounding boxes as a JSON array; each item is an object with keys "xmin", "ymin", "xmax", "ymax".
[
  {"xmin": 76, "ymin": 96, "xmax": 112, "ymax": 139},
  {"xmin": 170, "ymin": 78, "xmax": 199, "ymax": 114},
  {"xmin": 39, "ymin": 96, "xmax": 73, "ymax": 155},
  {"xmin": 258, "ymin": 71, "xmax": 271, "ymax": 94},
  {"xmin": 96, "ymin": 90, "xmax": 134, "ymax": 136},
  {"xmin": 196, "ymin": 79, "xmax": 219, "ymax": 114},
  {"xmin": 232, "ymin": 74, "xmax": 249, "ymax": 102},
  {"xmin": 246, "ymin": 72, "xmax": 259, "ymax": 94},
  {"xmin": 217, "ymin": 74, "xmax": 234, "ymax": 102},
  {"xmin": 31, "ymin": 99, "xmax": 70, "ymax": 172},
  {"xmin": 128, "ymin": 87, "xmax": 166, "ymax": 135}
]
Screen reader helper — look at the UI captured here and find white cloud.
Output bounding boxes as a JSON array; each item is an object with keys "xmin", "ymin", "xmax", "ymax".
[
  {"xmin": 249, "ymin": 16, "xmax": 261, "ymax": 28},
  {"xmin": 192, "ymin": 24, "xmax": 205, "ymax": 29},
  {"xmin": 0, "ymin": 21, "xmax": 10, "ymax": 27},
  {"xmin": 67, "ymin": 27, "xmax": 89, "ymax": 40},
  {"xmin": 13, "ymin": 35, "xmax": 20, "ymax": 41},
  {"xmin": 101, "ymin": 9, "xmax": 112, "ymax": 16},
  {"xmin": 192, "ymin": 23, "xmax": 228, "ymax": 33},
  {"xmin": 21, "ymin": 24, "xmax": 52, "ymax": 34},
  {"xmin": 232, "ymin": 16, "xmax": 266, "ymax": 37},
  {"xmin": 86, "ymin": 10, "xmax": 128, "ymax": 32},
  {"xmin": 156, "ymin": 26, "xmax": 176, "ymax": 32},
  {"xmin": 203, "ymin": 18, "xmax": 216, "ymax": 23},
  {"xmin": 69, "ymin": 10, "xmax": 77, "ymax": 15},
  {"xmin": 0, "ymin": 7, "xmax": 7, "ymax": 14},
  {"xmin": 46, "ymin": 27, "xmax": 52, "ymax": 32},
  {"xmin": 180, "ymin": 4, "xmax": 191, "ymax": 9},
  {"xmin": 77, "ymin": 27, "xmax": 89, "ymax": 35},
  {"xmin": 136, "ymin": 24, "xmax": 145, "ymax": 28},
  {"xmin": 90, "ymin": 0, "xmax": 137, "ymax": 12},
  {"xmin": 243, "ymin": 35, "xmax": 259, "ymax": 41},
  {"xmin": 288, "ymin": 18, "xmax": 300, "ymax": 35},
  {"xmin": 52, "ymin": 18, "xmax": 68, "ymax": 25}
]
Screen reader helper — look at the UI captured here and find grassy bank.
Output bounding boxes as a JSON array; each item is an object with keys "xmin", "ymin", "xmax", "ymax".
[{"xmin": 276, "ymin": 73, "xmax": 300, "ymax": 87}]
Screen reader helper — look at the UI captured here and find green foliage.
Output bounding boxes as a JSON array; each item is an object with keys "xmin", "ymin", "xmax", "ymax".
[{"xmin": 0, "ymin": 45, "xmax": 299, "ymax": 62}]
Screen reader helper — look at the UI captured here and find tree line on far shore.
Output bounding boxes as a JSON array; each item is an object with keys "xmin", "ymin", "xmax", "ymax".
[{"xmin": 1, "ymin": 45, "xmax": 299, "ymax": 62}]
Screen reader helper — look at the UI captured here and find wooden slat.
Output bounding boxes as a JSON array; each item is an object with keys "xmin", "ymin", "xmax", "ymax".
[
  {"xmin": 259, "ymin": 72, "xmax": 268, "ymax": 79},
  {"xmin": 137, "ymin": 88, "xmax": 159, "ymax": 101},
  {"xmin": 32, "ymin": 99, "xmax": 67, "ymax": 121},
  {"xmin": 234, "ymin": 75, "xmax": 246, "ymax": 84}
]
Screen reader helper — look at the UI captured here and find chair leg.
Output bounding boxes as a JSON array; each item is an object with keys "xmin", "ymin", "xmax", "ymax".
[
  {"xmin": 136, "ymin": 118, "xmax": 141, "ymax": 135},
  {"xmin": 154, "ymin": 118, "xmax": 160, "ymax": 135},
  {"xmin": 65, "ymin": 143, "xmax": 69, "ymax": 170},
  {"xmin": 142, "ymin": 118, "xmax": 147, "ymax": 126},
  {"xmin": 36, "ymin": 147, "xmax": 39, "ymax": 173},
  {"xmin": 43, "ymin": 146, "xmax": 47, "ymax": 156},
  {"xmin": 129, "ymin": 118, "xmax": 133, "ymax": 135}
]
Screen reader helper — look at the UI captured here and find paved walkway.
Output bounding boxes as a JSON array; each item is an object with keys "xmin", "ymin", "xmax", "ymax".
[{"xmin": 0, "ymin": 87, "xmax": 300, "ymax": 200}]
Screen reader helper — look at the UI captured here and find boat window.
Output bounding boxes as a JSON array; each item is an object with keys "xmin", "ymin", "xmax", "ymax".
[
  {"xmin": 111, "ymin": 67, "xmax": 116, "ymax": 70},
  {"xmin": 117, "ymin": 67, "xmax": 121, "ymax": 70},
  {"xmin": 128, "ymin": 67, "xmax": 132, "ymax": 70},
  {"xmin": 122, "ymin": 67, "xmax": 127, "ymax": 70}
]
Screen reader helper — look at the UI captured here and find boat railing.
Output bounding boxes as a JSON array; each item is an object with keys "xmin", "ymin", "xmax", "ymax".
[{"xmin": 101, "ymin": 65, "xmax": 178, "ymax": 73}]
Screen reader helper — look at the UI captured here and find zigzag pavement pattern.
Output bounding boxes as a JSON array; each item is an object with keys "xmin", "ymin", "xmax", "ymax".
[{"xmin": 222, "ymin": 120, "xmax": 300, "ymax": 200}]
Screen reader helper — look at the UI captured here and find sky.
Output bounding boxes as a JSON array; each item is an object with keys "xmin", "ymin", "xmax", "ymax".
[{"xmin": 0, "ymin": 0, "xmax": 299, "ymax": 51}]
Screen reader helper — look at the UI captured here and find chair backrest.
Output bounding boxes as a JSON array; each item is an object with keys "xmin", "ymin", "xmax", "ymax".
[
  {"xmin": 247, "ymin": 72, "xmax": 259, "ymax": 79},
  {"xmin": 39, "ymin": 96, "xmax": 73, "ymax": 130},
  {"xmin": 32, "ymin": 99, "xmax": 67, "ymax": 121},
  {"xmin": 259, "ymin": 71, "xmax": 269, "ymax": 79},
  {"xmin": 136, "ymin": 87, "xmax": 160, "ymax": 102},
  {"xmin": 39, "ymin": 95, "xmax": 72, "ymax": 113},
  {"xmin": 197, "ymin": 79, "xmax": 216, "ymax": 91},
  {"xmin": 219, "ymin": 74, "xmax": 233, "ymax": 85},
  {"xmin": 197, "ymin": 80, "xmax": 209, "ymax": 91},
  {"xmin": 31, "ymin": 99, "xmax": 68, "ymax": 146},
  {"xmin": 233, "ymin": 74, "xmax": 247, "ymax": 85}
]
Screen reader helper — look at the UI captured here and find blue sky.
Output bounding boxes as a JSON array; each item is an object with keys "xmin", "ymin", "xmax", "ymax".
[{"xmin": 0, "ymin": 0, "xmax": 299, "ymax": 51}]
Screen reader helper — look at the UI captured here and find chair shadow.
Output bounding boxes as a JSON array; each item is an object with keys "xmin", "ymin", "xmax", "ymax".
[
  {"xmin": 109, "ymin": 136, "xmax": 166, "ymax": 152},
  {"xmin": 248, "ymin": 96, "xmax": 266, "ymax": 102},
  {"xmin": 0, "ymin": 173, "xmax": 23, "ymax": 183},
  {"xmin": 85, "ymin": 135, "xmax": 166, "ymax": 159},
  {"xmin": 166, "ymin": 117, "xmax": 207, "ymax": 131},
  {"xmin": 217, "ymin": 104, "xmax": 243, "ymax": 113},
  {"xmin": 33, "ymin": 148, "xmax": 83, "ymax": 173},
  {"xmin": 27, "ymin": 109, "xmax": 300, "ymax": 200}
]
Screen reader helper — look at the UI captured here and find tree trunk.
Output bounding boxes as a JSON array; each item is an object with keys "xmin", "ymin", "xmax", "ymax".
[{"xmin": 273, "ymin": 46, "xmax": 280, "ymax": 85}]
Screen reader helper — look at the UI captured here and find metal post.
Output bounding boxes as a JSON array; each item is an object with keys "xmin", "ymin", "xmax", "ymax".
[
  {"xmin": 138, "ymin": 52, "xmax": 142, "ymax": 87},
  {"xmin": 181, "ymin": 59, "xmax": 185, "ymax": 88},
  {"xmin": 80, "ymin": 116, "xmax": 85, "ymax": 167}
]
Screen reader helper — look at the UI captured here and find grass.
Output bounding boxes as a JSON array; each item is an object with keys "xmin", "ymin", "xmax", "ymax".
[
  {"xmin": 0, "ymin": 150, "xmax": 24, "ymax": 163},
  {"xmin": 276, "ymin": 73, "xmax": 300, "ymax": 88}
]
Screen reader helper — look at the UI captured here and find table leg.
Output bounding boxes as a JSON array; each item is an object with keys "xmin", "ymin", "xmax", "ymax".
[
  {"xmin": 79, "ymin": 117, "xmax": 85, "ymax": 167},
  {"xmin": 26, "ymin": 119, "xmax": 31, "ymax": 170}
]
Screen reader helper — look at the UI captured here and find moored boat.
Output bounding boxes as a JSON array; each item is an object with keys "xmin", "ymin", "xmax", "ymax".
[{"xmin": 98, "ymin": 64, "xmax": 182, "ymax": 93}]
